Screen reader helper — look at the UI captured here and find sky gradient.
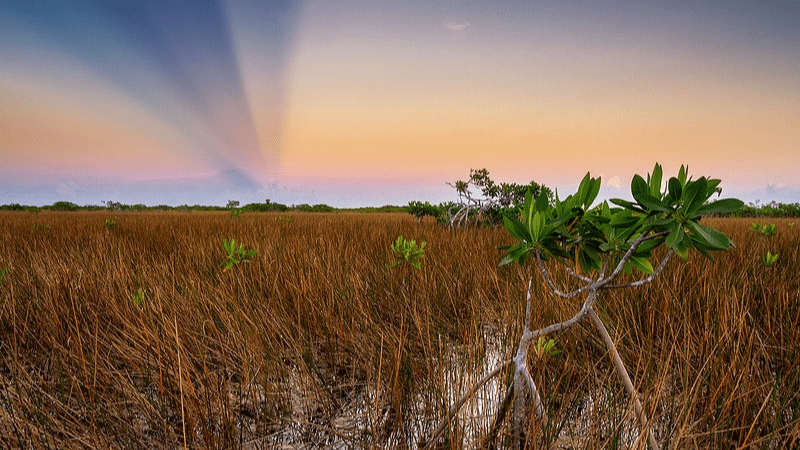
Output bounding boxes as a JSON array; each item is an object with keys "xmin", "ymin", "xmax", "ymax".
[{"xmin": 2, "ymin": 0, "xmax": 798, "ymax": 207}]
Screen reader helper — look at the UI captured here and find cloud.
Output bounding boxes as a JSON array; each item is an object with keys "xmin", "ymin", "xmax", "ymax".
[
  {"xmin": 606, "ymin": 176, "xmax": 621, "ymax": 189},
  {"xmin": 444, "ymin": 22, "xmax": 470, "ymax": 31}
]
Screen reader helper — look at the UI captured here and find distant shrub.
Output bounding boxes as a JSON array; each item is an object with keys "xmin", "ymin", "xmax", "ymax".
[
  {"xmin": 240, "ymin": 202, "xmax": 290, "ymax": 213},
  {"xmin": 48, "ymin": 201, "xmax": 80, "ymax": 211},
  {"xmin": 294, "ymin": 203, "xmax": 335, "ymax": 213}
]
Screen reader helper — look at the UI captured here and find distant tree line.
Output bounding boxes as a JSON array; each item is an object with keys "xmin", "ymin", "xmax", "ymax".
[
  {"xmin": 1, "ymin": 196, "xmax": 797, "ymax": 218},
  {"xmin": 0, "ymin": 200, "xmax": 409, "ymax": 214},
  {"xmin": 729, "ymin": 200, "xmax": 800, "ymax": 218}
]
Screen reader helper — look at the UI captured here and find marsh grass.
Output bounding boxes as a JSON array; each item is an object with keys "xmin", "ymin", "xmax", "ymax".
[{"xmin": 0, "ymin": 212, "xmax": 798, "ymax": 449}]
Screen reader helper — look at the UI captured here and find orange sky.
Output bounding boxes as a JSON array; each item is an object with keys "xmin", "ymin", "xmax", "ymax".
[{"xmin": 2, "ymin": 0, "xmax": 798, "ymax": 206}]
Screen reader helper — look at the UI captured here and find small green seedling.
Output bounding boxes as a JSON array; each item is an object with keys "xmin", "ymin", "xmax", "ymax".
[
  {"xmin": 131, "ymin": 288, "xmax": 146, "ymax": 307},
  {"xmin": 788, "ymin": 222, "xmax": 796, "ymax": 227},
  {"xmin": 277, "ymin": 215, "xmax": 293, "ymax": 223},
  {"xmin": 533, "ymin": 337, "xmax": 560, "ymax": 359},
  {"xmin": 390, "ymin": 235, "xmax": 426, "ymax": 270},
  {"xmin": 763, "ymin": 251, "xmax": 779, "ymax": 267},
  {"xmin": 0, "ymin": 268, "xmax": 6, "ymax": 285},
  {"xmin": 33, "ymin": 222, "xmax": 51, "ymax": 231},
  {"xmin": 751, "ymin": 223, "xmax": 776, "ymax": 236},
  {"xmin": 104, "ymin": 219, "xmax": 116, "ymax": 230},
  {"xmin": 222, "ymin": 238, "xmax": 258, "ymax": 270}
]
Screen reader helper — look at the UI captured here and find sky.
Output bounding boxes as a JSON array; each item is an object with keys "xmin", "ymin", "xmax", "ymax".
[{"xmin": 1, "ymin": 0, "xmax": 798, "ymax": 207}]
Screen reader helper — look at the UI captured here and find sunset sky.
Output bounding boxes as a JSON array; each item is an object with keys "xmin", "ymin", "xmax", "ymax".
[{"xmin": 2, "ymin": 0, "xmax": 798, "ymax": 207}]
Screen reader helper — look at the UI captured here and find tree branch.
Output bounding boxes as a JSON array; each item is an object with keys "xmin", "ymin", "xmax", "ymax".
[
  {"xmin": 587, "ymin": 308, "xmax": 659, "ymax": 450},
  {"xmin": 564, "ymin": 263, "xmax": 594, "ymax": 283},
  {"xmin": 535, "ymin": 251, "xmax": 594, "ymax": 299},
  {"xmin": 517, "ymin": 289, "xmax": 598, "ymax": 351},
  {"xmin": 599, "ymin": 230, "xmax": 669, "ymax": 287},
  {"xmin": 603, "ymin": 250, "xmax": 674, "ymax": 290}
]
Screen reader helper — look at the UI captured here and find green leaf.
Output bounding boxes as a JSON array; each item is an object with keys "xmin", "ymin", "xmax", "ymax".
[
  {"xmin": 681, "ymin": 177, "xmax": 707, "ymax": 216},
  {"xmin": 585, "ymin": 176, "xmax": 601, "ymax": 208},
  {"xmin": 631, "ymin": 175, "xmax": 648, "ymax": 198},
  {"xmin": 688, "ymin": 234, "xmax": 717, "ymax": 262},
  {"xmin": 629, "ymin": 255, "xmax": 654, "ymax": 274},
  {"xmin": 649, "ymin": 163, "xmax": 662, "ymax": 197},
  {"xmin": 667, "ymin": 177, "xmax": 682, "ymax": 202},
  {"xmin": 530, "ymin": 211, "xmax": 543, "ymax": 241},
  {"xmin": 504, "ymin": 216, "xmax": 526, "ymax": 242},
  {"xmin": 697, "ymin": 198, "xmax": 744, "ymax": 215},
  {"xmin": 500, "ymin": 243, "xmax": 528, "ymax": 266},
  {"xmin": 673, "ymin": 237, "xmax": 690, "ymax": 259},
  {"xmin": 650, "ymin": 217, "xmax": 674, "ymax": 228},
  {"xmin": 578, "ymin": 248, "xmax": 602, "ymax": 273},
  {"xmin": 523, "ymin": 190, "xmax": 533, "ymax": 216},
  {"xmin": 678, "ymin": 165, "xmax": 687, "ymax": 186},
  {"xmin": 609, "ymin": 198, "xmax": 646, "ymax": 214},
  {"xmin": 535, "ymin": 188, "xmax": 550, "ymax": 212},
  {"xmin": 633, "ymin": 192, "xmax": 672, "ymax": 213},
  {"xmin": 665, "ymin": 222, "xmax": 685, "ymax": 249},
  {"xmin": 601, "ymin": 201, "xmax": 612, "ymax": 219},
  {"xmin": 707, "ymin": 179, "xmax": 721, "ymax": 196},
  {"xmin": 686, "ymin": 221, "xmax": 732, "ymax": 250},
  {"xmin": 635, "ymin": 235, "xmax": 665, "ymax": 256},
  {"xmin": 577, "ymin": 172, "xmax": 591, "ymax": 205}
]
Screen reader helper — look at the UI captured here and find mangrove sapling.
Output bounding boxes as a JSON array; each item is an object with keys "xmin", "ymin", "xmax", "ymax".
[
  {"xmin": 390, "ymin": 235, "xmax": 426, "ymax": 290},
  {"xmin": 421, "ymin": 163, "xmax": 743, "ymax": 450},
  {"xmin": 762, "ymin": 251, "xmax": 779, "ymax": 267},
  {"xmin": 221, "ymin": 238, "xmax": 258, "ymax": 271}
]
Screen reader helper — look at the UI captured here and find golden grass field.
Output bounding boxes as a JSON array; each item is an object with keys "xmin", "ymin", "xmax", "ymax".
[{"xmin": 0, "ymin": 211, "xmax": 798, "ymax": 449}]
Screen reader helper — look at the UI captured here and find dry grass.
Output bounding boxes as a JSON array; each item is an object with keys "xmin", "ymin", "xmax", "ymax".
[{"xmin": 0, "ymin": 212, "xmax": 797, "ymax": 449}]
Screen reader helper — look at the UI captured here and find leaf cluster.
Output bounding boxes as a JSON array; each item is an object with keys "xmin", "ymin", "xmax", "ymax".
[
  {"xmin": 533, "ymin": 337, "xmax": 560, "ymax": 359},
  {"xmin": 131, "ymin": 287, "xmax": 146, "ymax": 307},
  {"xmin": 750, "ymin": 222, "xmax": 777, "ymax": 236},
  {"xmin": 501, "ymin": 164, "xmax": 744, "ymax": 273},
  {"xmin": 222, "ymin": 238, "xmax": 258, "ymax": 270},
  {"xmin": 390, "ymin": 235, "xmax": 426, "ymax": 270},
  {"xmin": 763, "ymin": 251, "xmax": 779, "ymax": 267}
]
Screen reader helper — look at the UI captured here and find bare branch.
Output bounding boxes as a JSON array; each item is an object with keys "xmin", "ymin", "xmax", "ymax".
[
  {"xmin": 524, "ymin": 277, "xmax": 533, "ymax": 331},
  {"xmin": 565, "ymin": 264, "xmax": 594, "ymax": 283},
  {"xmin": 517, "ymin": 290, "xmax": 598, "ymax": 350},
  {"xmin": 521, "ymin": 363, "xmax": 545, "ymax": 417},
  {"xmin": 599, "ymin": 253, "xmax": 610, "ymax": 278},
  {"xmin": 600, "ymin": 230, "xmax": 669, "ymax": 287},
  {"xmin": 536, "ymin": 251, "xmax": 593, "ymax": 299},
  {"xmin": 603, "ymin": 250, "xmax": 674, "ymax": 290},
  {"xmin": 588, "ymin": 308, "xmax": 659, "ymax": 450}
]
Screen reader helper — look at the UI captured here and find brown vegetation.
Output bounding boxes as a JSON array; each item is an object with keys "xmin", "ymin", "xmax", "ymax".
[{"xmin": 0, "ymin": 211, "xmax": 797, "ymax": 449}]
